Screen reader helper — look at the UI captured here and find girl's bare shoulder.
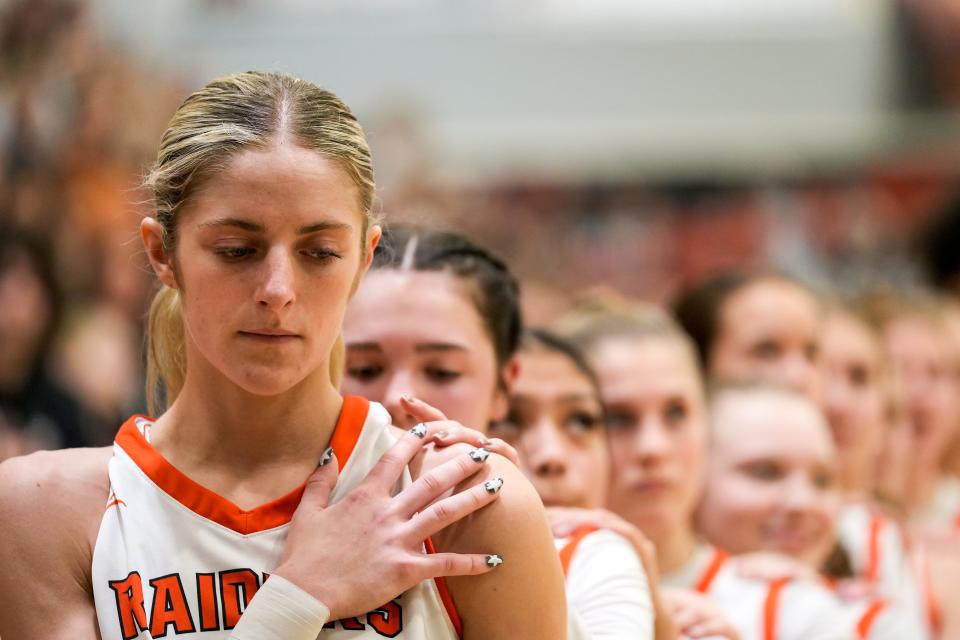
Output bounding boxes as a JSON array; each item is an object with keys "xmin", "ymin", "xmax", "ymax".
[{"xmin": 0, "ymin": 446, "xmax": 112, "ymax": 543}]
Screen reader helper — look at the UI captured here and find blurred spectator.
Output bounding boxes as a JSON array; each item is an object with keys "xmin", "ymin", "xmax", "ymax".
[
  {"xmin": 0, "ymin": 227, "xmax": 87, "ymax": 458},
  {"xmin": 53, "ymin": 302, "xmax": 144, "ymax": 446}
]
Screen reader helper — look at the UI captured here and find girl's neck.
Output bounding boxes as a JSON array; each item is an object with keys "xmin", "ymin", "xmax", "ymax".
[
  {"xmin": 837, "ymin": 450, "xmax": 874, "ymax": 498},
  {"xmin": 652, "ymin": 524, "xmax": 699, "ymax": 576},
  {"xmin": 153, "ymin": 366, "xmax": 343, "ymax": 476},
  {"xmin": 905, "ymin": 464, "xmax": 942, "ymax": 515}
]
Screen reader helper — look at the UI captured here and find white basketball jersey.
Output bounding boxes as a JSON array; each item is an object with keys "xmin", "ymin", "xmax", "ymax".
[
  {"xmin": 662, "ymin": 545, "xmax": 854, "ymax": 640},
  {"xmin": 91, "ymin": 396, "xmax": 461, "ymax": 640},
  {"xmin": 836, "ymin": 502, "xmax": 931, "ymax": 638},
  {"xmin": 556, "ymin": 526, "xmax": 654, "ymax": 640}
]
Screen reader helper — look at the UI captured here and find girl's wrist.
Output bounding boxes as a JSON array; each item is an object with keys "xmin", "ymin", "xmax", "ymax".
[{"xmin": 228, "ymin": 574, "xmax": 330, "ymax": 639}]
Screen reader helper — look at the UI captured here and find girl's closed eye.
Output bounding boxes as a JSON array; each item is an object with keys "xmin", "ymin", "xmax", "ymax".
[
  {"xmin": 424, "ymin": 366, "xmax": 462, "ymax": 383},
  {"xmin": 302, "ymin": 247, "xmax": 342, "ymax": 263},
  {"xmin": 345, "ymin": 362, "xmax": 384, "ymax": 382},
  {"xmin": 215, "ymin": 246, "xmax": 257, "ymax": 260}
]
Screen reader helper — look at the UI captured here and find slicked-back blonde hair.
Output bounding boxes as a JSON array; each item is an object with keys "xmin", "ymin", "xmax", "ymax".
[{"xmin": 144, "ymin": 71, "xmax": 378, "ymax": 415}]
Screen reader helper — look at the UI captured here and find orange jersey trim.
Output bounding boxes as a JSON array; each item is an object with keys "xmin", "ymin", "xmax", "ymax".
[
  {"xmin": 694, "ymin": 547, "xmax": 730, "ymax": 595},
  {"xmin": 762, "ymin": 577, "xmax": 790, "ymax": 640},
  {"xmin": 865, "ymin": 514, "xmax": 884, "ymax": 584},
  {"xmin": 114, "ymin": 395, "xmax": 370, "ymax": 535},
  {"xmin": 424, "ymin": 536, "xmax": 463, "ymax": 639},
  {"xmin": 856, "ymin": 599, "xmax": 887, "ymax": 640},
  {"xmin": 558, "ymin": 525, "xmax": 600, "ymax": 578},
  {"xmin": 919, "ymin": 551, "xmax": 943, "ymax": 636}
]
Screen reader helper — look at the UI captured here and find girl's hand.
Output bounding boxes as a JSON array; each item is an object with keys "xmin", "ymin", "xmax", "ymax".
[
  {"xmin": 400, "ymin": 395, "xmax": 520, "ymax": 466},
  {"xmin": 274, "ymin": 421, "xmax": 505, "ymax": 620},
  {"xmin": 662, "ymin": 588, "xmax": 741, "ymax": 640}
]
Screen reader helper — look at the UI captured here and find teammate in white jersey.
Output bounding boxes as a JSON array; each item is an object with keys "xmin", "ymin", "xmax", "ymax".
[
  {"xmin": 820, "ymin": 305, "xmax": 931, "ymax": 637},
  {"xmin": 492, "ymin": 329, "xmax": 656, "ymax": 639},
  {"xmin": 342, "ymin": 228, "xmax": 658, "ymax": 638},
  {"xmin": 698, "ymin": 382, "xmax": 922, "ymax": 640},
  {"xmin": 0, "ymin": 71, "xmax": 567, "ymax": 639},
  {"xmin": 554, "ymin": 301, "xmax": 745, "ymax": 639}
]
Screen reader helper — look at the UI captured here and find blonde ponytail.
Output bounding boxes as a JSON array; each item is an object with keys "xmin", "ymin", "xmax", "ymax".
[{"xmin": 146, "ymin": 286, "xmax": 186, "ymax": 416}]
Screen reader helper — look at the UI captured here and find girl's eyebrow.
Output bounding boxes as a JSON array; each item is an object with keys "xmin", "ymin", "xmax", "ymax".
[{"xmin": 198, "ymin": 217, "xmax": 351, "ymax": 234}]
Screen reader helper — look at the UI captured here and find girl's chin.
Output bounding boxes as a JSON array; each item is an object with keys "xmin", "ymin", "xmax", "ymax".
[{"xmin": 230, "ymin": 370, "xmax": 316, "ymax": 397}]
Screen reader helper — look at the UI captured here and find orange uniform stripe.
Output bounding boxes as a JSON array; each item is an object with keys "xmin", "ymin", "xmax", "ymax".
[
  {"xmin": 558, "ymin": 525, "xmax": 599, "ymax": 578},
  {"xmin": 762, "ymin": 577, "xmax": 790, "ymax": 640},
  {"xmin": 920, "ymin": 552, "xmax": 943, "ymax": 636},
  {"xmin": 865, "ymin": 514, "xmax": 884, "ymax": 584},
  {"xmin": 114, "ymin": 396, "xmax": 369, "ymax": 535},
  {"xmin": 856, "ymin": 599, "xmax": 887, "ymax": 639},
  {"xmin": 694, "ymin": 548, "xmax": 730, "ymax": 595},
  {"xmin": 424, "ymin": 536, "xmax": 463, "ymax": 639}
]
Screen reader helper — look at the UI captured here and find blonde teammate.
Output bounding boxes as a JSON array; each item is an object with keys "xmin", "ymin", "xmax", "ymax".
[
  {"xmin": 556, "ymin": 302, "xmax": 851, "ymax": 640},
  {"xmin": 698, "ymin": 383, "xmax": 921, "ymax": 639},
  {"xmin": 0, "ymin": 72, "xmax": 566, "ymax": 639}
]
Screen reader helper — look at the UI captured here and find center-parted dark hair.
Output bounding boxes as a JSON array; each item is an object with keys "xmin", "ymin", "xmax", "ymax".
[
  {"xmin": 672, "ymin": 272, "xmax": 754, "ymax": 370},
  {"xmin": 672, "ymin": 271, "xmax": 815, "ymax": 371},
  {"xmin": 521, "ymin": 329, "xmax": 602, "ymax": 404},
  {"xmin": 371, "ymin": 226, "xmax": 522, "ymax": 372}
]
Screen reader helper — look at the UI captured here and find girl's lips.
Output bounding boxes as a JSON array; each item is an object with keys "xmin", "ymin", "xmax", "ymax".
[
  {"xmin": 238, "ymin": 331, "xmax": 301, "ymax": 342},
  {"xmin": 632, "ymin": 478, "xmax": 673, "ymax": 494}
]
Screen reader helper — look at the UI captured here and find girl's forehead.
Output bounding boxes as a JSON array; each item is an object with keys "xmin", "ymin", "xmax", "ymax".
[
  {"xmin": 347, "ymin": 270, "xmax": 491, "ymax": 346},
  {"xmin": 712, "ymin": 394, "xmax": 834, "ymax": 458},
  {"xmin": 179, "ymin": 144, "xmax": 363, "ymax": 228},
  {"xmin": 515, "ymin": 350, "xmax": 594, "ymax": 396}
]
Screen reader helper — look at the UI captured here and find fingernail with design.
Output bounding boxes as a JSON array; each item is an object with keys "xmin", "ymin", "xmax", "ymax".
[
  {"xmin": 469, "ymin": 448, "xmax": 491, "ymax": 463},
  {"xmin": 319, "ymin": 447, "xmax": 334, "ymax": 467},
  {"xmin": 486, "ymin": 554, "xmax": 503, "ymax": 568},
  {"xmin": 484, "ymin": 477, "xmax": 504, "ymax": 494},
  {"xmin": 410, "ymin": 423, "xmax": 427, "ymax": 439}
]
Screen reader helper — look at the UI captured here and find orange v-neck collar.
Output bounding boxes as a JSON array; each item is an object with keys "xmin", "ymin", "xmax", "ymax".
[{"xmin": 115, "ymin": 395, "xmax": 370, "ymax": 535}]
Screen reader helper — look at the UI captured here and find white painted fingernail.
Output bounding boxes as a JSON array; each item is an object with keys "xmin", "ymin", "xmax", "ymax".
[
  {"xmin": 410, "ymin": 423, "xmax": 427, "ymax": 439},
  {"xmin": 484, "ymin": 477, "xmax": 504, "ymax": 494},
  {"xmin": 319, "ymin": 447, "xmax": 334, "ymax": 467},
  {"xmin": 486, "ymin": 554, "xmax": 503, "ymax": 568},
  {"xmin": 469, "ymin": 448, "xmax": 491, "ymax": 463}
]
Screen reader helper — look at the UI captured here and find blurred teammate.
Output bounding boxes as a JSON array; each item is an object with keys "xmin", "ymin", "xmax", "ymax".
[
  {"xmin": 557, "ymin": 302, "xmax": 850, "ymax": 640},
  {"xmin": 698, "ymin": 382, "xmax": 922, "ymax": 639}
]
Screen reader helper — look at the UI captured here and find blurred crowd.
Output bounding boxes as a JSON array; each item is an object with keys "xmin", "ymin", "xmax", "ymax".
[
  {"xmin": 1, "ymin": 0, "xmax": 960, "ymax": 636},
  {"xmin": 2, "ymin": 0, "xmax": 960, "ymax": 452}
]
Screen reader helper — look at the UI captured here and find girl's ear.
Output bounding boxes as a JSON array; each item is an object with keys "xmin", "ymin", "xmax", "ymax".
[
  {"xmin": 351, "ymin": 224, "xmax": 382, "ymax": 295},
  {"xmin": 141, "ymin": 218, "xmax": 178, "ymax": 290},
  {"xmin": 363, "ymin": 224, "xmax": 382, "ymax": 273},
  {"xmin": 490, "ymin": 355, "xmax": 522, "ymax": 423}
]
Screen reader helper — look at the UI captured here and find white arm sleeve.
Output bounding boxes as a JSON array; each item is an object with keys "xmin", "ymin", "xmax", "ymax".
[
  {"xmin": 565, "ymin": 529, "xmax": 655, "ymax": 640},
  {"xmin": 228, "ymin": 575, "xmax": 330, "ymax": 640}
]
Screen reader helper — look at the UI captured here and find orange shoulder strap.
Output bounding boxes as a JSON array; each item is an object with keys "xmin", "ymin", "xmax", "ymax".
[
  {"xmin": 558, "ymin": 525, "xmax": 600, "ymax": 578},
  {"xmin": 694, "ymin": 547, "xmax": 729, "ymax": 594},
  {"xmin": 762, "ymin": 577, "xmax": 791, "ymax": 640}
]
